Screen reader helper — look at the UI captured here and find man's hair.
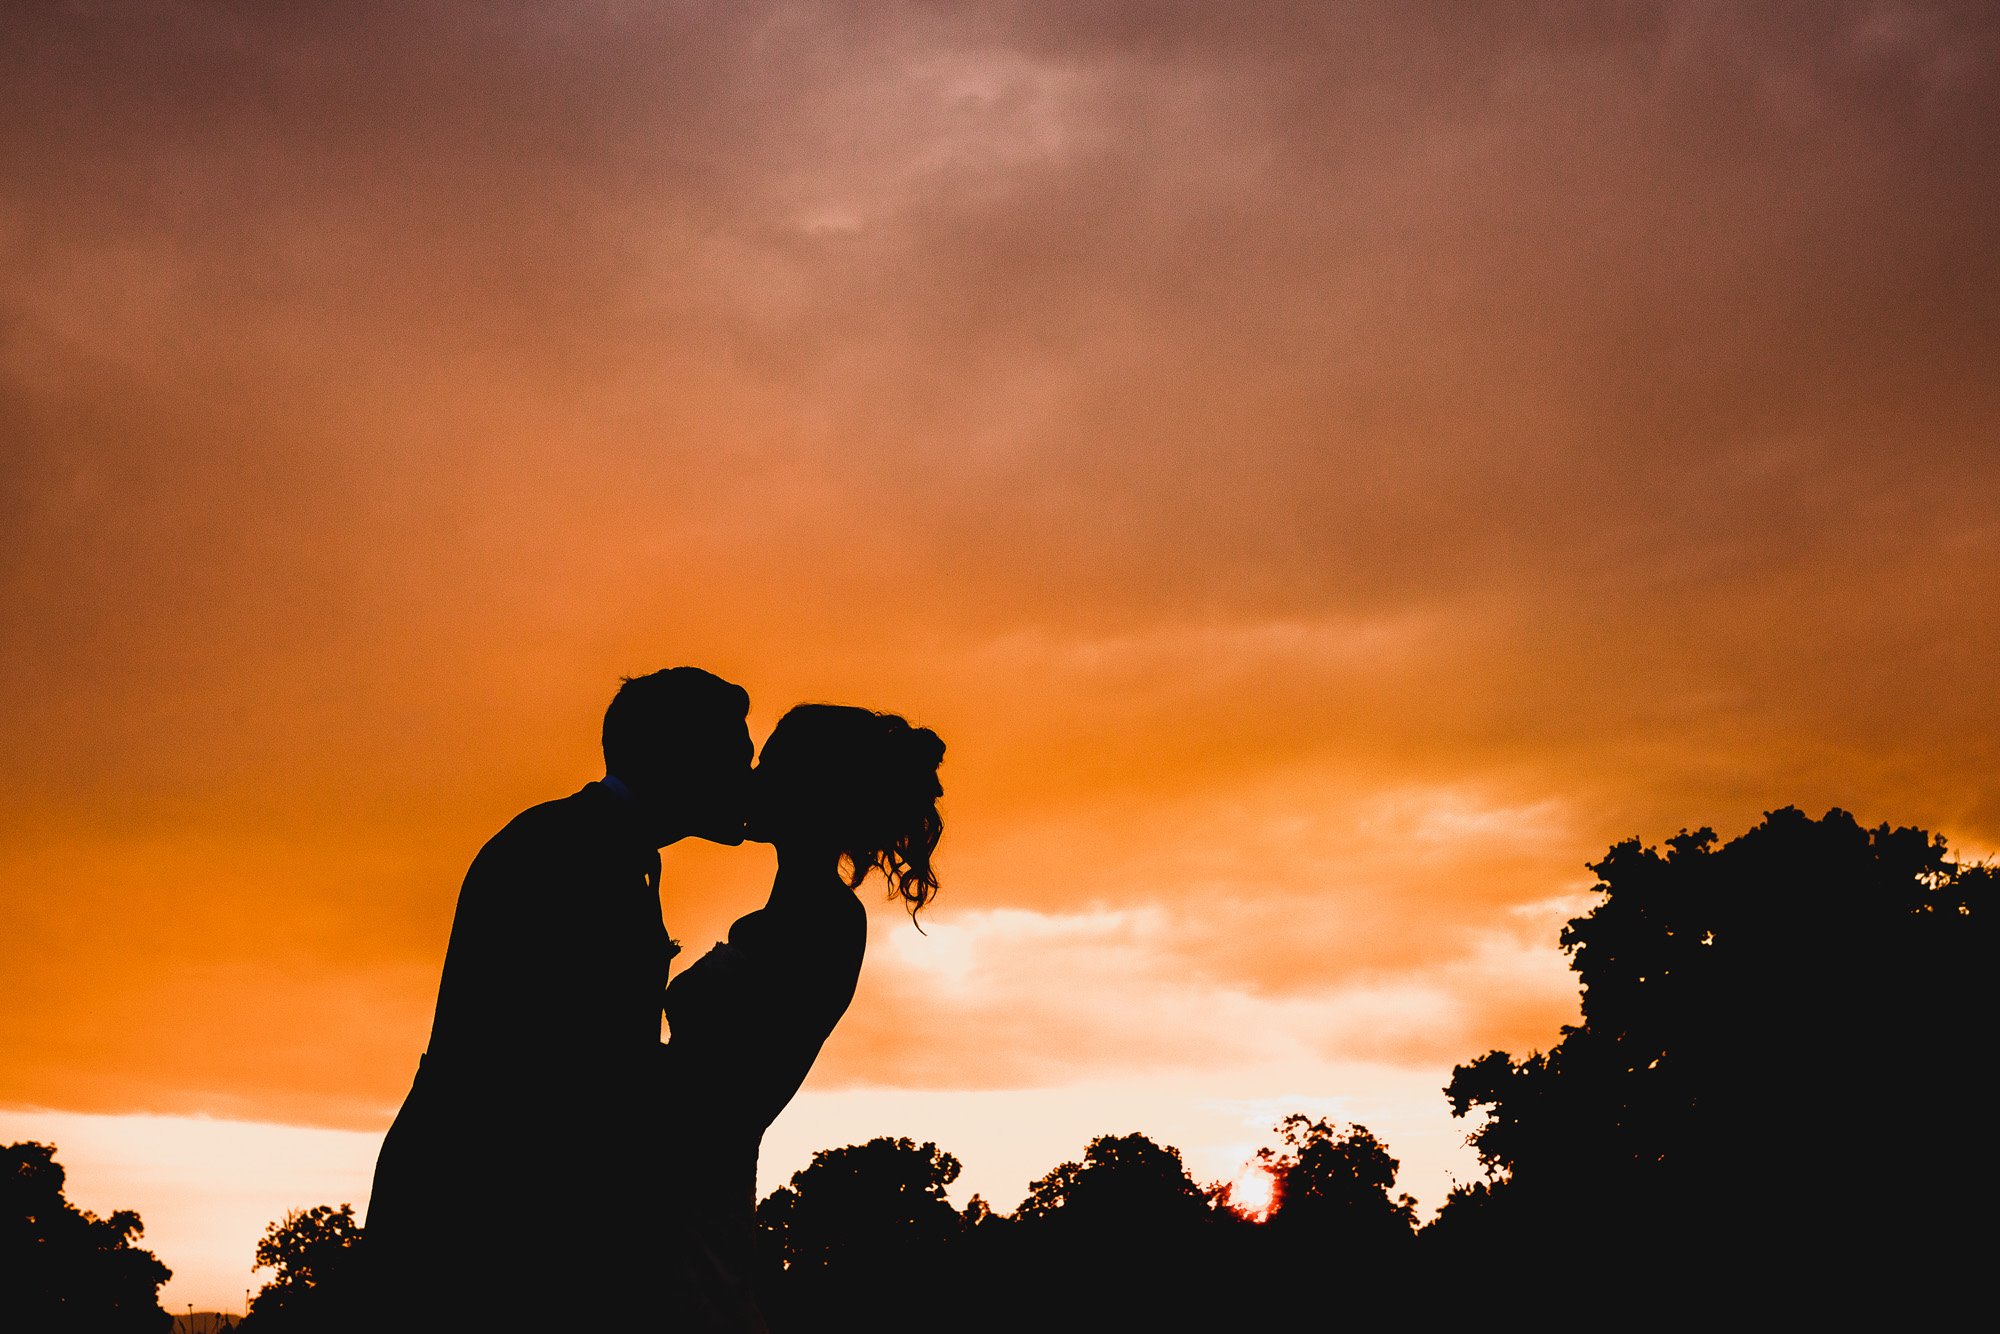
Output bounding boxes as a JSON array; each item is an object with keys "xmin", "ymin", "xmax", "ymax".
[{"xmin": 602, "ymin": 667, "xmax": 750, "ymax": 780}]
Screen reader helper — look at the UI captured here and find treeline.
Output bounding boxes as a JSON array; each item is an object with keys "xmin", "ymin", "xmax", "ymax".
[
  {"xmin": 0, "ymin": 1141, "xmax": 172, "ymax": 1331},
  {"xmin": 10, "ymin": 807, "xmax": 1986, "ymax": 1329},
  {"xmin": 752, "ymin": 1119, "xmax": 1422, "ymax": 1330},
  {"xmin": 757, "ymin": 807, "xmax": 1990, "ymax": 1325}
]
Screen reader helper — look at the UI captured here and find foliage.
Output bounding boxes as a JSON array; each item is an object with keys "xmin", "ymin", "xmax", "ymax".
[
  {"xmin": 756, "ymin": 1137, "xmax": 964, "ymax": 1274},
  {"xmin": 1, "ymin": 1140, "xmax": 173, "ymax": 1332},
  {"xmin": 1258, "ymin": 1116, "xmax": 1417, "ymax": 1245},
  {"xmin": 244, "ymin": 1203, "xmax": 363, "ymax": 1332},
  {"xmin": 1013, "ymin": 1132, "xmax": 1209, "ymax": 1230},
  {"xmin": 1437, "ymin": 806, "xmax": 1990, "ymax": 1270},
  {"xmin": 974, "ymin": 1134, "xmax": 1217, "ymax": 1329}
]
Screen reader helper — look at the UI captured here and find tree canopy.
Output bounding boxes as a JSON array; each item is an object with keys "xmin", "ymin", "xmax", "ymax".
[
  {"xmin": 1438, "ymin": 806, "xmax": 1989, "ymax": 1280},
  {"xmin": 2, "ymin": 1140, "xmax": 172, "ymax": 1332},
  {"xmin": 243, "ymin": 1203, "xmax": 364, "ymax": 1333},
  {"xmin": 1013, "ymin": 1132, "xmax": 1209, "ymax": 1231},
  {"xmin": 757, "ymin": 1136, "xmax": 966, "ymax": 1275},
  {"xmin": 1259, "ymin": 1116, "xmax": 1417, "ymax": 1248}
]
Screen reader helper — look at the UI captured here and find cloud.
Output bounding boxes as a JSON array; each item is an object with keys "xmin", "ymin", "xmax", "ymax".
[
  {"xmin": 810, "ymin": 883, "xmax": 1583, "ymax": 1090},
  {"xmin": 2, "ymin": 0, "xmax": 1997, "ymax": 1134}
]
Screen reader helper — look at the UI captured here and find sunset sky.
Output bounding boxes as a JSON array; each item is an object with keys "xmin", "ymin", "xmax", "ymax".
[{"xmin": 5, "ymin": 0, "xmax": 1998, "ymax": 1312}]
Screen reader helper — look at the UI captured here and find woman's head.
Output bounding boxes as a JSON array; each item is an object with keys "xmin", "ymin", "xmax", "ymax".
[{"xmin": 751, "ymin": 704, "xmax": 945, "ymax": 912}]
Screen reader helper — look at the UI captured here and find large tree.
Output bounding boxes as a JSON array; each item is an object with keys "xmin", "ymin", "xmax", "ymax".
[
  {"xmin": 1258, "ymin": 1116, "xmax": 1416, "ymax": 1250},
  {"xmin": 242, "ymin": 1203, "xmax": 363, "ymax": 1333},
  {"xmin": 1437, "ymin": 807, "xmax": 1988, "ymax": 1285},
  {"xmin": 996, "ymin": 1133, "xmax": 1226, "ymax": 1326},
  {"xmin": 1, "ymin": 1141, "xmax": 172, "ymax": 1332},
  {"xmin": 757, "ymin": 1136, "xmax": 966, "ymax": 1276},
  {"xmin": 754, "ymin": 1137, "xmax": 970, "ymax": 1330},
  {"xmin": 1013, "ymin": 1132, "xmax": 1210, "ymax": 1231}
]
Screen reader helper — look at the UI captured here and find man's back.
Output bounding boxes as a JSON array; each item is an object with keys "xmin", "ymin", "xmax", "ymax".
[
  {"xmin": 366, "ymin": 783, "xmax": 677, "ymax": 1326},
  {"xmin": 426, "ymin": 782, "xmax": 674, "ymax": 1075}
]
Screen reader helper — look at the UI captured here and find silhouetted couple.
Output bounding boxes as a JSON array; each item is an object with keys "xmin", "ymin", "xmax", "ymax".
[{"xmin": 364, "ymin": 668, "xmax": 945, "ymax": 1330}]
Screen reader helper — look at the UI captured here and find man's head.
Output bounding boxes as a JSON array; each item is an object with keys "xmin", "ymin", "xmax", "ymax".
[{"xmin": 602, "ymin": 667, "xmax": 753, "ymax": 846}]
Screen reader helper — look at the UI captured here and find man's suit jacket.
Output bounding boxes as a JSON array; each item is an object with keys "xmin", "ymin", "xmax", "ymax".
[
  {"xmin": 365, "ymin": 782, "xmax": 676, "ymax": 1323},
  {"xmin": 425, "ymin": 780, "xmax": 675, "ymax": 1082}
]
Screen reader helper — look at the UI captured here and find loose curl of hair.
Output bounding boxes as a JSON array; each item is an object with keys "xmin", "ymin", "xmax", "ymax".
[{"xmin": 763, "ymin": 704, "xmax": 945, "ymax": 915}]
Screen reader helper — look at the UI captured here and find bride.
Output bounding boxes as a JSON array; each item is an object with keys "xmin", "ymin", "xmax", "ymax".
[{"xmin": 658, "ymin": 703, "xmax": 945, "ymax": 1328}]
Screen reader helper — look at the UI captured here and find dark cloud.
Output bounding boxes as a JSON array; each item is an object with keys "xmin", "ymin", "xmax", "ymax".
[{"xmin": 3, "ymin": 1, "xmax": 1996, "ymax": 1124}]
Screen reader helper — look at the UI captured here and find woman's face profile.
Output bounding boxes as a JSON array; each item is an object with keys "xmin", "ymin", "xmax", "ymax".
[
  {"xmin": 743, "ymin": 731, "xmax": 794, "ymax": 846},
  {"xmin": 745, "ymin": 715, "xmax": 855, "ymax": 849}
]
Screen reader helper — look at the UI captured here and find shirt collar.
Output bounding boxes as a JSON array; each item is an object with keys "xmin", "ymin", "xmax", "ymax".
[{"xmin": 592, "ymin": 774, "xmax": 661, "ymax": 860}]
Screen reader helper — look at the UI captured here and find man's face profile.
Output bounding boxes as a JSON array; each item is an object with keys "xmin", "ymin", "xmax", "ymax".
[{"xmin": 672, "ymin": 718, "xmax": 754, "ymax": 846}]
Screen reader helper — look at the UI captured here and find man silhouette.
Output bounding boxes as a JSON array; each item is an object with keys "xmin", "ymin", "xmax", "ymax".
[{"xmin": 364, "ymin": 667, "xmax": 753, "ymax": 1328}]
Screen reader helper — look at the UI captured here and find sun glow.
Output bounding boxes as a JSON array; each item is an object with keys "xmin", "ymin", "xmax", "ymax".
[{"xmin": 1228, "ymin": 1162, "xmax": 1276, "ymax": 1220}]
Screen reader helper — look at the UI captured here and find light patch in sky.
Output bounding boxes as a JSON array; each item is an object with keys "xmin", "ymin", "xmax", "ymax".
[
  {"xmin": 762, "ymin": 1061, "xmax": 1486, "ymax": 1222},
  {"xmin": 7, "ymin": 1061, "xmax": 1486, "ymax": 1313},
  {"xmin": 0, "ymin": 1109, "xmax": 380, "ymax": 1316}
]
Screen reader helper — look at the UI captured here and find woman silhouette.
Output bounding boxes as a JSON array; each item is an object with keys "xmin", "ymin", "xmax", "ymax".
[{"xmin": 658, "ymin": 703, "xmax": 945, "ymax": 1329}]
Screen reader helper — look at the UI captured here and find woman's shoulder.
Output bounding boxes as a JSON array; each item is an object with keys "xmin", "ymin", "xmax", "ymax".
[
  {"xmin": 663, "ymin": 895, "xmax": 861, "ymax": 1028},
  {"xmin": 730, "ymin": 881, "xmax": 864, "ymax": 951}
]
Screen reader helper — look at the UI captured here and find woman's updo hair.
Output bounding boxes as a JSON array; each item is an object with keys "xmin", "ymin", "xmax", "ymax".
[{"xmin": 759, "ymin": 704, "xmax": 945, "ymax": 913}]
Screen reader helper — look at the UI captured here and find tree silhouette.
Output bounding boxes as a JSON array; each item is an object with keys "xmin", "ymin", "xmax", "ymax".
[
  {"xmin": 1435, "ymin": 807, "xmax": 1990, "ymax": 1294},
  {"xmin": 242, "ymin": 1204, "xmax": 363, "ymax": 1333},
  {"xmin": 1014, "ymin": 1132, "xmax": 1210, "ymax": 1231},
  {"xmin": 1259, "ymin": 1116, "xmax": 1416, "ymax": 1247},
  {"xmin": 757, "ymin": 1136, "xmax": 965, "ymax": 1275},
  {"xmin": 993, "ymin": 1133, "xmax": 1227, "ymax": 1328},
  {"xmin": 744, "ymin": 1118, "xmax": 1439, "ymax": 1330},
  {"xmin": 752, "ymin": 1137, "xmax": 967, "ymax": 1331},
  {"xmin": 1, "ymin": 1141, "xmax": 172, "ymax": 1331}
]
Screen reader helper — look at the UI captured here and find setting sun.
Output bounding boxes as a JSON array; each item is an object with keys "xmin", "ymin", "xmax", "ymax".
[{"xmin": 1228, "ymin": 1164, "xmax": 1276, "ymax": 1221}]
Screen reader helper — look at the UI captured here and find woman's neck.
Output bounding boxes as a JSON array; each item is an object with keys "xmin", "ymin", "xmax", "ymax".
[{"xmin": 770, "ymin": 844, "xmax": 844, "ymax": 907}]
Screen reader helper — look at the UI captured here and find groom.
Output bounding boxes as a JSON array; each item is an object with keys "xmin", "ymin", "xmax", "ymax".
[{"xmin": 366, "ymin": 666, "xmax": 754, "ymax": 1325}]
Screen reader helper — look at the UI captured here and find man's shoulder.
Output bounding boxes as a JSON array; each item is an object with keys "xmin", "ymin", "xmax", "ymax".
[{"xmin": 474, "ymin": 785, "xmax": 619, "ymax": 864}]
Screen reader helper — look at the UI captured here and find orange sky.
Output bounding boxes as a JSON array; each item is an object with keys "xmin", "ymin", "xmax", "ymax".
[{"xmin": 5, "ymin": 1, "xmax": 1999, "ymax": 1312}]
